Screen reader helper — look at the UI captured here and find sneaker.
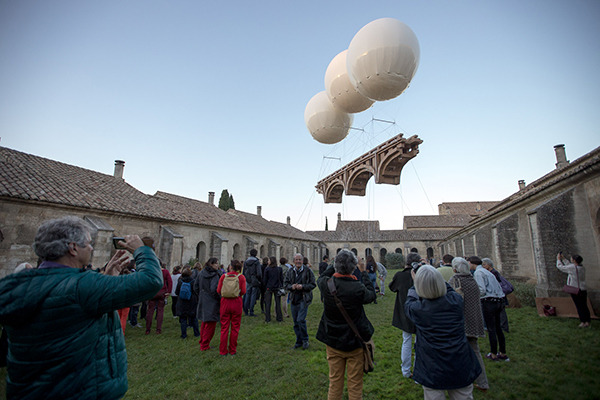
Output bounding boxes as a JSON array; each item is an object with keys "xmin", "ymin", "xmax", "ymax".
[
  {"xmin": 292, "ymin": 344, "xmax": 302, "ymax": 350},
  {"xmin": 145, "ymin": 330, "xmax": 151, "ymax": 335},
  {"xmin": 134, "ymin": 324, "xmax": 143, "ymax": 328},
  {"xmin": 496, "ymin": 353, "xmax": 510, "ymax": 362},
  {"xmin": 485, "ymin": 353, "xmax": 497, "ymax": 361},
  {"xmin": 302, "ymin": 342, "xmax": 309, "ymax": 350}
]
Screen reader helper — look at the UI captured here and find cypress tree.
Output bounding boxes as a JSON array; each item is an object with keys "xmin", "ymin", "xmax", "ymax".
[
  {"xmin": 229, "ymin": 194, "xmax": 235, "ymax": 210},
  {"xmin": 218, "ymin": 190, "xmax": 231, "ymax": 211}
]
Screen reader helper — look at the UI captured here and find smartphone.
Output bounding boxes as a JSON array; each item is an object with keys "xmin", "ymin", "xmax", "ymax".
[{"xmin": 112, "ymin": 237, "xmax": 126, "ymax": 249}]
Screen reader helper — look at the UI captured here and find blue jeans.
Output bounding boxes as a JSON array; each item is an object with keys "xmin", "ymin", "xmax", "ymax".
[
  {"xmin": 291, "ymin": 300, "xmax": 309, "ymax": 346},
  {"xmin": 243, "ymin": 286, "xmax": 259, "ymax": 315},
  {"xmin": 401, "ymin": 330, "xmax": 415, "ymax": 377},
  {"xmin": 128, "ymin": 305, "xmax": 139, "ymax": 326},
  {"xmin": 180, "ymin": 316, "xmax": 200, "ymax": 338}
]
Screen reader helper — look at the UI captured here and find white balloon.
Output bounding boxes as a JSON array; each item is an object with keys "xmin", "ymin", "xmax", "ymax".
[
  {"xmin": 347, "ymin": 18, "xmax": 420, "ymax": 101},
  {"xmin": 324, "ymin": 50, "xmax": 374, "ymax": 114},
  {"xmin": 304, "ymin": 91, "xmax": 353, "ymax": 144}
]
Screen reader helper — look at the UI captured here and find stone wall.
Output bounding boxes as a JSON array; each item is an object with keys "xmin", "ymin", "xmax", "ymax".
[{"xmin": 0, "ymin": 200, "xmax": 322, "ymax": 277}]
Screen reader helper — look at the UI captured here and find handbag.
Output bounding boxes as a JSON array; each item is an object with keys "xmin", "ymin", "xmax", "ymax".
[
  {"xmin": 541, "ymin": 300, "xmax": 557, "ymax": 317},
  {"xmin": 562, "ymin": 262, "xmax": 581, "ymax": 296},
  {"xmin": 327, "ymin": 278, "xmax": 375, "ymax": 373},
  {"xmin": 276, "ymin": 287, "xmax": 286, "ymax": 297}
]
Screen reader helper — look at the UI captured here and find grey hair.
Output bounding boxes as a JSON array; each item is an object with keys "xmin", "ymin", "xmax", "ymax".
[
  {"xmin": 294, "ymin": 253, "xmax": 303, "ymax": 260},
  {"xmin": 414, "ymin": 265, "xmax": 447, "ymax": 299},
  {"xmin": 33, "ymin": 216, "xmax": 91, "ymax": 261},
  {"xmin": 334, "ymin": 249, "xmax": 358, "ymax": 275},
  {"xmin": 452, "ymin": 257, "xmax": 471, "ymax": 275},
  {"xmin": 481, "ymin": 258, "xmax": 494, "ymax": 269},
  {"xmin": 406, "ymin": 252, "xmax": 421, "ymax": 266}
]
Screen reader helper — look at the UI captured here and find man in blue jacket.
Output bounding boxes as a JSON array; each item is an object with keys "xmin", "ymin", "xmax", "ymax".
[{"xmin": 0, "ymin": 216, "xmax": 163, "ymax": 400}]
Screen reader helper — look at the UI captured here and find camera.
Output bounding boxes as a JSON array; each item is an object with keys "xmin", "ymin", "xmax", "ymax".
[
  {"xmin": 411, "ymin": 261, "xmax": 425, "ymax": 273},
  {"xmin": 112, "ymin": 237, "xmax": 126, "ymax": 249}
]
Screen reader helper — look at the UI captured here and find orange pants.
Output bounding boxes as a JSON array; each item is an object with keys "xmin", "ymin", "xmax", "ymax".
[{"xmin": 118, "ymin": 308, "xmax": 130, "ymax": 333}]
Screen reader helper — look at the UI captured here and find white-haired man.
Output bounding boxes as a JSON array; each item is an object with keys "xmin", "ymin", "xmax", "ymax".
[{"xmin": 284, "ymin": 253, "xmax": 316, "ymax": 349}]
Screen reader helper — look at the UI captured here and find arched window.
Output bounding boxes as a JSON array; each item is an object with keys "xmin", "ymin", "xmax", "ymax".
[
  {"xmin": 351, "ymin": 248, "xmax": 358, "ymax": 256},
  {"xmin": 196, "ymin": 241, "xmax": 206, "ymax": 264},
  {"xmin": 411, "ymin": 247, "xmax": 418, "ymax": 253},
  {"xmin": 380, "ymin": 248, "xmax": 387, "ymax": 264},
  {"xmin": 325, "ymin": 248, "xmax": 330, "ymax": 257},
  {"xmin": 395, "ymin": 248, "xmax": 403, "ymax": 254},
  {"xmin": 336, "ymin": 248, "xmax": 341, "ymax": 254},
  {"xmin": 260, "ymin": 245, "xmax": 265, "ymax": 258},
  {"xmin": 365, "ymin": 248, "xmax": 372, "ymax": 258}
]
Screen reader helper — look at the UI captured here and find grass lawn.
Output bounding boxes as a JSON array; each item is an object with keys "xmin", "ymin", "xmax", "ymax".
[{"xmin": 2, "ymin": 275, "xmax": 599, "ymax": 399}]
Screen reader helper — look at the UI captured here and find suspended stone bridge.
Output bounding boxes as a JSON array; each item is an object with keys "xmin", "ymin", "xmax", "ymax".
[{"xmin": 316, "ymin": 134, "xmax": 423, "ymax": 203}]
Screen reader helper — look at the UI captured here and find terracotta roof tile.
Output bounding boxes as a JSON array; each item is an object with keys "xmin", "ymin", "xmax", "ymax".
[{"xmin": 0, "ymin": 146, "xmax": 320, "ymax": 242}]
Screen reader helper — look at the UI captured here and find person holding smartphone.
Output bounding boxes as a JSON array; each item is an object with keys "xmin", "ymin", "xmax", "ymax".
[{"xmin": 0, "ymin": 216, "xmax": 162, "ymax": 399}]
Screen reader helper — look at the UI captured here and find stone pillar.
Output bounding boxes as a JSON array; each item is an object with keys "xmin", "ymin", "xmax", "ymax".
[
  {"xmin": 208, "ymin": 192, "xmax": 215, "ymax": 205},
  {"xmin": 554, "ymin": 144, "xmax": 569, "ymax": 169}
]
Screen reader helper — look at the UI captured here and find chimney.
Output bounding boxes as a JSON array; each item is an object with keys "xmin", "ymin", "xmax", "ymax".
[
  {"xmin": 518, "ymin": 180, "xmax": 526, "ymax": 190},
  {"xmin": 208, "ymin": 191, "xmax": 215, "ymax": 205},
  {"xmin": 554, "ymin": 144, "xmax": 569, "ymax": 169},
  {"xmin": 114, "ymin": 160, "xmax": 125, "ymax": 180},
  {"xmin": 287, "ymin": 216, "xmax": 291, "ymax": 225},
  {"xmin": 337, "ymin": 212, "xmax": 342, "ymax": 222},
  {"xmin": 257, "ymin": 206, "xmax": 262, "ymax": 217}
]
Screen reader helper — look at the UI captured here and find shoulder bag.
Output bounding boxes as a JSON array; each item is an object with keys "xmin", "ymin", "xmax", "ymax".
[
  {"xmin": 562, "ymin": 263, "xmax": 581, "ymax": 296},
  {"xmin": 327, "ymin": 278, "xmax": 375, "ymax": 373}
]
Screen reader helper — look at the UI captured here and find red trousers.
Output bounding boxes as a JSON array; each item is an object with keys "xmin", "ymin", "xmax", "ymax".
[
  {"xmin": 118, "ymin": 308, "xmax": 130, "ymax": 333},
  {"xmin": 199, "ymin": 321, "xmax": 217, "ymax": 350},
  {"xmin": 146, "ymin": 297, "xmax": 165, "ymax": 333},
  {"xmin": 220, "ymin": 297, "xmax": 243, "ymax": 355}
]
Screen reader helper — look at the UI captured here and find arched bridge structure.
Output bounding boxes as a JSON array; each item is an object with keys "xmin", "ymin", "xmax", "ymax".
[{"xmin": 316, "ymin": 134, "xmax": 423, "ymax": 203}]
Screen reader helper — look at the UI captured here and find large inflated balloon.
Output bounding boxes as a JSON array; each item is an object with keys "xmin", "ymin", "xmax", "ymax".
[
  {"xmin": 347, "ymin": 18, "xmax": 420, "ymax": 101},
  {"xmin": 324, "ymin": 50, "xmax": 375, "ymax": 114},
  {"xmin": 304, "ymin": 91, "xmax": 353, "ymax": 144}
]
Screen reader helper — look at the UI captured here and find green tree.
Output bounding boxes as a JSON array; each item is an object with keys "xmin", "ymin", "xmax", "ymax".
[
  {"xmin": 218, "ymin": 189, "xmax": 231, "ymax": 211},
  {"xmin": 325, "ymin": 217, "xmax": 329, "ymax": 231},
  {"xmin": 385, "ymin": 252, "xmax": 405, "ymax": 269},
  {"xmin": 229, "ymin": 194, "xmax": 235, "ymax": 210}
]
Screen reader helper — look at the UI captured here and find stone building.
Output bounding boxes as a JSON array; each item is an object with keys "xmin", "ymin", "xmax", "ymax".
[
  {"xmin": 439, "ymin": 144, "xmax": 600, "ymax": 313},
  {"xmin": 306, "ymin": 214, "xmax": 458, "ymax": 263},
  {"xmin": 0, "ymin": 146, "xmax": 324, "ymax": 278}
]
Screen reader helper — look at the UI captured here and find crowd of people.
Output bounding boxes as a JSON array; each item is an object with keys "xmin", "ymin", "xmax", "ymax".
[{"xmin": 0, "ymin": 215, "xmax": 593, "ymax": 399}]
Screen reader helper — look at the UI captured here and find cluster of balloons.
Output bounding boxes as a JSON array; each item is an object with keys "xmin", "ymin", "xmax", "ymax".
[{"xmin": 304, "ymin": 18, "xmax": 420, "ymax": 144}]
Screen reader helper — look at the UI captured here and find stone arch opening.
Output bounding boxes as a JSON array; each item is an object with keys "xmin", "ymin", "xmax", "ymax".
[
  {"xmin": 196, "ymin": 241, "xmax": 206, "ymax": 264},
  {"xmin": 233, "ymin": 243, "xmax": 241, "ymax": 261},
  {"xmin": 395, "ymin": 248, "xmax": 403, "ymax": 254},
  {"xmin": 351, "ymin": 248, "xmax": 358, "ymax": 256},
  {"xmin": 380, "ymin": 248, "xmax": 387, "ymax": 264},
  {"xmin": 365, "ymin": 248, "xmax": 372, "ymax": 259}
]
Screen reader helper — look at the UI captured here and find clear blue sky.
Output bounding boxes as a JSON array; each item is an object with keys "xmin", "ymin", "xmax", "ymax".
[{"xmin": 1, "ymin": 0, "xmax": 599, "ymax": 231}]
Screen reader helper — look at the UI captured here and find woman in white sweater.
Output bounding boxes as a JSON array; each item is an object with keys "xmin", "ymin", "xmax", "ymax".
[{"xmin": 556, "ymin": 253, "xmax": 591, "ymax": 328}]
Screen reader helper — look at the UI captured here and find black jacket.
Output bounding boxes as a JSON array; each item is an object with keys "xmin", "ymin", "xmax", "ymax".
[
  {"xmin": 243, "ymin": 256, "xmax": 262, "ymax": 288},
  {"xmin": 316, "ymin": 265, "xmax": 376, "ymax": 352},
  {"xmin": 389, "ymin": 268, "xmax": 416, "ymax": 333},
  {"xmin": 175, "ymin": 276, "xmax": 198, "ymax": 318}
]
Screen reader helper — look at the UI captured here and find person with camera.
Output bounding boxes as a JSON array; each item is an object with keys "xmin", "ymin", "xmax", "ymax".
[
  {"xmin": 317, "ymin": 249, "xmax": 376, "ymax": 400},
  {"xmin": 405, "ymin": 264, "xmax": 482, "ymax": 399},
  {"xmin": 389, "ymin": 252, "xmax": 421, "ymax": 379},
  {"xmin": 0, "ymin": 216, "xmax": 163, "ymax": 399},
  {"xmin": 556, "ymin": 252, "xmax": 591, "ymax": 328}
]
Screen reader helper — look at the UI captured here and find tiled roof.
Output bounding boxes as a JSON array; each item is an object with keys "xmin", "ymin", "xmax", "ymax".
[
  {"xmin": 0, "ymin": 146, "xmax": 152, "ymax": 214},
  {"xmin": 306, "ymin": 220, "xmax": 457, "ymax": 242},
  {"xmin": 0, "ymin": 146, "xmax": 317, "ymax": 241},
  {"xmin": 438, "ymin": 201, "xmax": 499, "ymax": 216},
  {"xmin": 403, "ymin": 215, "xmax": 473, "ymax": 229}
]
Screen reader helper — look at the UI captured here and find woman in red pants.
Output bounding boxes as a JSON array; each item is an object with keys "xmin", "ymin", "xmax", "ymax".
[
  {"xmin": 217, "ymin": 260, "xmax": 247, "ymax": 355},
  {"xmin": 195, "ymin": 258, "xmax": 222, "ymax": 350}
]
